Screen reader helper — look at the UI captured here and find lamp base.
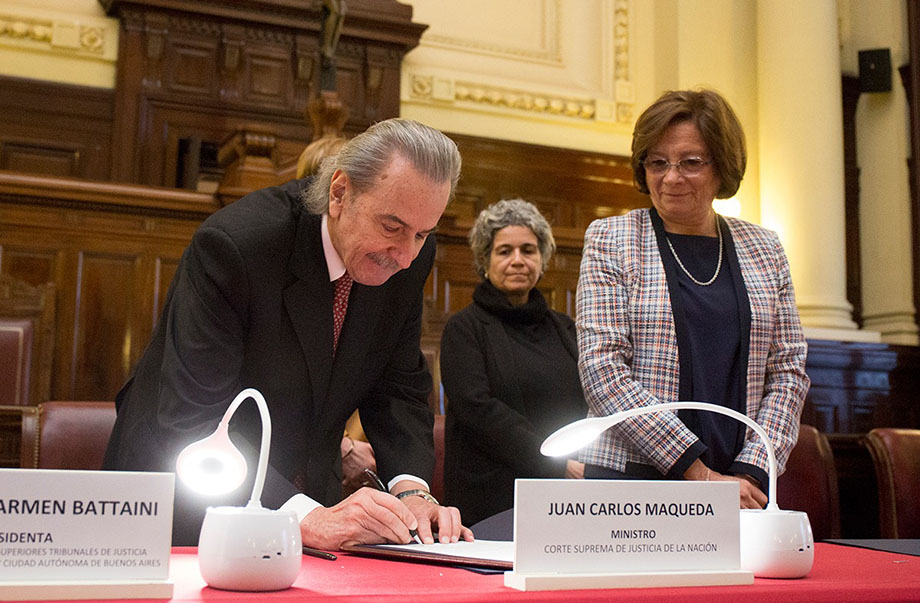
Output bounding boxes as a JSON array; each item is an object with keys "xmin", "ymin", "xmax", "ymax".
[
  {"xmin": 739, "ymin": 508, "xmax": 814, "ymax": 578},
  {"xmin": 197, "ymin": 506, "xmax": 302, "ymax": 591}
]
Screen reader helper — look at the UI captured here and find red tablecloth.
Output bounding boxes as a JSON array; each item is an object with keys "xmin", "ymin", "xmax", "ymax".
[
  {"xmin": 149, "ymin": 542, "xmax": 920, "ymax": 603},
  {"xmin": 26, "ymin": 543, "xmax": 918, "ymax": 602}
]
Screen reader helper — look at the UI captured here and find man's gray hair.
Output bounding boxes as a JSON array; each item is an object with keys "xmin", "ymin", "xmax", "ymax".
[
  {"xmin": 302, "ymin": 118, "xmax": 461, "ymax": 213},
  {"xmin": 469, "ymin": 198, "xmax": 556, "ymax": 277}
]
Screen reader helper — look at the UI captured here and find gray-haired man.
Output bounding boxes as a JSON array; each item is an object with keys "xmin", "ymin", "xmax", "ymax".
[{"xmin": 104, "ymin": 119, "xmax": 473, "ymax": 549}]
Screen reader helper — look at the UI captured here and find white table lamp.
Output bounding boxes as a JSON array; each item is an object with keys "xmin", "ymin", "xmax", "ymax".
[
  {"xmin": 541, "ymin": 401, "xmax": 813, "ymax": 578},
  {"xmin": 176, "ymin": 388, "xmax": 302, "ymax": 591}
]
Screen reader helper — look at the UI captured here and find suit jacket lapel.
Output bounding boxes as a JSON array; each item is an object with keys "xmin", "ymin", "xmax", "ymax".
[{"xmin": 285, "ymin": 213, "xmax": 335, "ymax": 412}]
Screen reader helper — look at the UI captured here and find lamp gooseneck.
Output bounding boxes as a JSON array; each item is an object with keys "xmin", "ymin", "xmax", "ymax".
[
  {"xmin": 540, "ymin": 401, "xmax": 778, "ymax": 510},
  {"xmin": 218, "ymin": 388, "xmax": 272, "ymax": 508}
]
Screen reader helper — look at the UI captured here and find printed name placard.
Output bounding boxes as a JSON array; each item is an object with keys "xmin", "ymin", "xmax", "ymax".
[
  {"xmin": 0, "ymin": 469, "xmax": 174, "ymax": 582},
  {"xmin": 513, "ymin": 479, "xmax": 739, "ymax": 575}
]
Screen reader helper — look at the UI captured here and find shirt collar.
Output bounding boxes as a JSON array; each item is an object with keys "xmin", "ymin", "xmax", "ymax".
[{"xmin": 321, "ymin": 213, "xmax": 346, "ymax": 282}]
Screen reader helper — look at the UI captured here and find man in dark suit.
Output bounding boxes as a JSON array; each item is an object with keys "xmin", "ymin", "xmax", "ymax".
[{"xmin": 103, "ymin": 118, "xmax": 472, "ymax": 549}]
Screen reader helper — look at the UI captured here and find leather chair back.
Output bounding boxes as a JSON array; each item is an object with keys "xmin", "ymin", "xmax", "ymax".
[
  {"xmin": 862, "ymin": 427, "xmax": 920, "ymax": 538},
  {"xmin": 0, "ymin": 275, "xmax": 55, "ymax": 408},
  {"xmin": 776, "ymin": 424, "xmax": 841, "ymax": 539},
  {"xmin": 0, "ymin": 318, "xmax": 35, "ymax": 406},
  {"xmin": 20, "ymin": 401, "xmax": 116, "ymax": 469}
]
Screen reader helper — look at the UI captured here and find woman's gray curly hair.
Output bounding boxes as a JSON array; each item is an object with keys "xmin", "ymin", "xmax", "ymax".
[{"xmin": 468, "ymin": 199, "xmax": 556, "ymax": 278}]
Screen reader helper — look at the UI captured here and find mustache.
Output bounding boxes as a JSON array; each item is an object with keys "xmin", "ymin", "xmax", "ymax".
[{"xmin": 368, "ymin": 252, "xmax": 400, "ymax": 271}]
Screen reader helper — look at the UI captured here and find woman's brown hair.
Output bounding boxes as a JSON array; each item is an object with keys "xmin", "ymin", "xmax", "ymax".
[{"xmin": 631, "ymin": 89, "xmax": 747, "ymax": 199}]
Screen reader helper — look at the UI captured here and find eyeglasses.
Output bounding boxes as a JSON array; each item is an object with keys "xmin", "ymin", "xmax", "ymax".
[{"xmin": 642, "ymin": 157, "xmax": 711, "ymax": 176}]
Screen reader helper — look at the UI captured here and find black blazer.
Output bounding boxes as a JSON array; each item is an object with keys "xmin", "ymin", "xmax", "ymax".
[
  {"xmin": 103, "ymin": 178, "xmax": 435, "ymax": 544},
  {"xmin": 440, "ymin": 296, "xmax": 585, "ymax": 525}
]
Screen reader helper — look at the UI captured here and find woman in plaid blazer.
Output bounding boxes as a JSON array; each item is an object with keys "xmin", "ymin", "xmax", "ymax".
[{"xmin": 576, "ymin": 90, "xmax": 810, "ymax": 509}]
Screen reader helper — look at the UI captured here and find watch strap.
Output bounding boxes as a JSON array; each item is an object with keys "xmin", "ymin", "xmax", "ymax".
[{"xmin": 395, "ymin": 489, "xmax": 439, "ymax": 505}]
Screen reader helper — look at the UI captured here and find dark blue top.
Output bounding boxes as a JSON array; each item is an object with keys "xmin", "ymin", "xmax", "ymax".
[{"xmin": 667, "ymin": 232, "xmax": 746, "ymax": 472}]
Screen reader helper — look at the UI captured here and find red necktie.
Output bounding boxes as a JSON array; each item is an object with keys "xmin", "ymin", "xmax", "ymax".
[
  {"xmin": 332, "ymin": 273, "xmax": 353, "ymax": 354},
  {"xmin": 293, "ymin": 273, "xmax": 353, "ymax": 493}
]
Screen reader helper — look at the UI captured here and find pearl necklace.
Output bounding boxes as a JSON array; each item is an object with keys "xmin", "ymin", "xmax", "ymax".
[{"xmin": 665, "ymin": 218, "xmax": 723, "ymax": 287}]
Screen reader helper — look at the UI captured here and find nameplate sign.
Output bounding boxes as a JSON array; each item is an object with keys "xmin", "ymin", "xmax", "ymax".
[
  {"xmin": 0, "ymin": 469, "xmax": 174, "ymax": 582},
  {"xmin": 512, "ymin": 479, "xmax": 740, "ymax": 575}
]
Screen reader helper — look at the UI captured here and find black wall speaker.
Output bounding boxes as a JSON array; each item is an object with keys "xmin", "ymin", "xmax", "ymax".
[{"xmin": 858, "ymin": 48, "xmax": 892, "ymax": 93}]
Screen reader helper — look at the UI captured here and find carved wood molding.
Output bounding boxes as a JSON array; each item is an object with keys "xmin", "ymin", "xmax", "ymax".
[
  {"xmin": 100, "ymin": 0, "xmax": 426, "ymax": 49},
  {"xmin": 407, "ymin": 74, "xmax": 597, "ymax": 121},
  {"xmin": 100, "ymin": 0, "xmax": 424, "ymax": 186}
]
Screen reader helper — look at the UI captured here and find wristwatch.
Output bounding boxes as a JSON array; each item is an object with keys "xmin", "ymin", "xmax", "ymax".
[{"xmin": 395, "ymin": 489, "xmax": 439, "ymax": 505}]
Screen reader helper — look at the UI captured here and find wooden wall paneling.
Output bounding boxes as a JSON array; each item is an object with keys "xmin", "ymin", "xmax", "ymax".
[
  {"xmin": 427, "ymin": 226, "xmax": 479, "ymax": 317},
  {"xmin": 0, "ymin": 76, "xmax": 113, "ymax": 181},
  {"xmin": 335, "ymin": 41, "xmax": 367, "ymax": 125},
  {"xmin": 243, "ymin": 45, "xmax": 296, "ymax": 109},
  {"xmin": 0, "ymin": 246, "xmax": 61, "ymax": 291},
  {"xmin": 424, "ymin": 133, "xmax": 646, "ymax": 330},
  {"xmin": 803, "ymin": 339, "xmax": 920, "ymax": 435},
  {"xmin": 363, "ymin": 44, "xmax": 404, "ymax": 124},
  {"xmin": 0, "ymin": 206, "xmax": 188, "ymax": 401},
  {"xmin": 804, "ymin": 337, "xmax": 920, "ymax": 538},
  {"xmin": 547, "ymin": 229, "xmax": 585, "ymax": 318},
  {"xmin": 448, "ymin": 133, "xmax": 648, "ymax": 232},
  {"xmin": 71, "ymin": 248, "xmax": 145, "ymax": 399},
  {"xmin": 0, "ymin": 171, "xmax": 218, "ymax": 401},
  {"xmin": 2, "ymin": 143, "xmax": 80, "ymax": 177},
  {"xmin": 144, "ymin": 98, "xmax": 311, "ymax": 190},
  {"xmin": 107, "ymin": 7, "xmax": 147, "ymax": 182},
  {"xmin": 0, "ymin": 207, "xmax": 78, "ymax": 401},
  {"xmin": 101, "ymin": 0, "xmax": 426, "ymax": 187}
]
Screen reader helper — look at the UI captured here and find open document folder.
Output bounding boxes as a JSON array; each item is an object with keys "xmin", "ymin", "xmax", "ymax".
[{"xmin": 341, "ymin": 540, "xmax": 514, "ymax": 570}]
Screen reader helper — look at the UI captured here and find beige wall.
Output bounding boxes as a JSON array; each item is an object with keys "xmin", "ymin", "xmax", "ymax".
[
  {"xmin": 0, "ymin": 0, "xmax": 117, "ymax": 88},
  {"xmin": 402, "ymin": 1, "xmax": 763, "ymax": 220},
  {"xmin": 401, "ymin": 0, "xmax": 645, "ymax": 157}
]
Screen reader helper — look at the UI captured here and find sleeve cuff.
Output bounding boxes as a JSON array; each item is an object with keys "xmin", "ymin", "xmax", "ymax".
[
  {"xmin": 387, "ymin": 474, "xmax": 430, "ymax": 492},
  {"xmin": 280, "ymin": 493, "xmax": 323, "ymax": 523},
  {"xmin": 666, "ymin": 440, "xmax": 707, "ymax": 479},
  {"xmin": 728, "ymin": 461, "xmax": 769, "ymax": 498}
]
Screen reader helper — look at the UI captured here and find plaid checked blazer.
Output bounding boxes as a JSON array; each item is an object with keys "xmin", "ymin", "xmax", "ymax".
[{"xmin": 576, "ymin": 208, "xmax": 810, "ymax": 477}]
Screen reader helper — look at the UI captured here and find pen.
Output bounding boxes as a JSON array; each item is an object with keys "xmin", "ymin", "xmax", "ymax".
[
  {"xmin": 364, "ymin": 468, "xmax": 423, "ymax": 544},
  {"xmin": 364, "ymin": 467, "xmax": 387, "ymax": 492},
  {"xmin": 302, "ymin": 546, "xmax": 337, "ymax": 561}
]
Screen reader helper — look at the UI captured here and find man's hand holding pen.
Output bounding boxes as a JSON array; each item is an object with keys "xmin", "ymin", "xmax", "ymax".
[
  {"xmin": 361, "ymin": 470, "xmax": 422, "ymax": 544},
  {"xmin": 300, "ymin": 486, "xmax": 423, "ymax": 551},
  {"xmin": 299, "ymin": 468, "xmax": 474, "ymax": 551},
  {"xmin": 366, "ymin": 469, "xmax": 475, "ymax": 545},
  {"xmin": 391, "ymin": 484, "xmax": 473, "ymax": 545}
]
